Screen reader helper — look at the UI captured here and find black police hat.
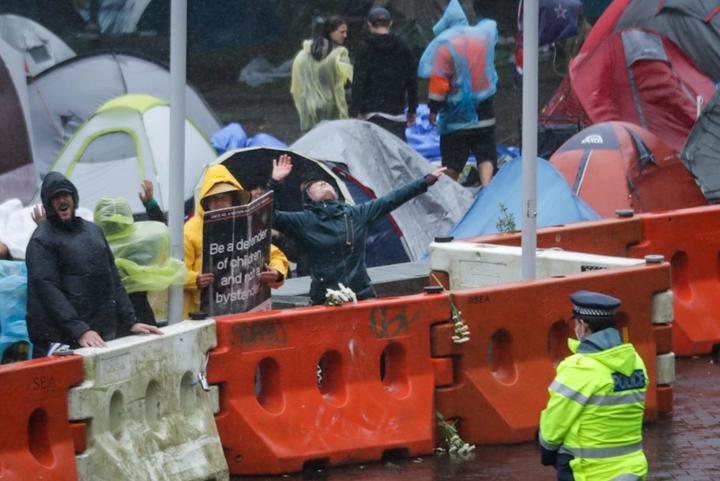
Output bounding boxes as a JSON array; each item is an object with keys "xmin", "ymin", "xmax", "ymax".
[{"xmin": 570, "ymin": 290, "xmax": 621, "ymax": 320}]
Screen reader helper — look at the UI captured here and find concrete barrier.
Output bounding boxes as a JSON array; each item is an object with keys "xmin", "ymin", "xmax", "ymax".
[{"xmin": 69, "ymin": 320, "xmax": 229, "ymax": 481}]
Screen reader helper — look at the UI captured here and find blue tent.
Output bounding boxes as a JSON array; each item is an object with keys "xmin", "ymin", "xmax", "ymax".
[{"xmin": 450, "ymin": 156, "xmax": 599, "ymax": 238}]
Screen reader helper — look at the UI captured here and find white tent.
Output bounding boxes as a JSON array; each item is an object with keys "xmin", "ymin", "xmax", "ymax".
[
  {"xmin": 46, "ymin": 94, "xmax": 216, "ymax": 215},
  {"xmin": 28, "ymin": 51, "xmax": 221, "ymax": 180},
  {"xmin": 0, "ymin": 38, "xmax": 37, "ymax": 204},
  {"xmin": 0, "ymin": 14, "xmax": 75, "ymax": 76}
]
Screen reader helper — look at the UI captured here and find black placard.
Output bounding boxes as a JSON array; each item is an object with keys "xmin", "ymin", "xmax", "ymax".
[{"xmin": 201, "ymin": 192, "xmax": 273, "ymax": 316}]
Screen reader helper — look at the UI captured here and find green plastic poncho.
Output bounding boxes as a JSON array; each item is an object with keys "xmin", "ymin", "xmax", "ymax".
[
  {"xmin": 290, "ymin": 40, "xmax": 353, "ymax": 132},
  {"xmin": 94, "ymin": 198, "xmax": 187, "ymax": 293}
]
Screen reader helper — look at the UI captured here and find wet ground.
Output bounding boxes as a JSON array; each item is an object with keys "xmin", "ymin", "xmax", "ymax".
[{"xmin": 234, "ymin": 356, "xmax": 720, "ymax": 481}]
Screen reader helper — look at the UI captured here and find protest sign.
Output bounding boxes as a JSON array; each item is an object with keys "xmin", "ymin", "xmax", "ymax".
[{"xmin": 201, "ymin": 191, "xmax": 273, "ymax": 315}]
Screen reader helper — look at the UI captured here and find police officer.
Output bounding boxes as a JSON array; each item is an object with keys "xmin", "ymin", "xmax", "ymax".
[{"xmin": 539, "ymin": 291, "xmax": 648, "ymax": 481}]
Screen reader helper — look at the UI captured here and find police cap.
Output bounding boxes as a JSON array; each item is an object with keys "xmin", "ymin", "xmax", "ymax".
[{"xmin": 570, "ymin": 290, "xmax": 621, "ymax": 320}]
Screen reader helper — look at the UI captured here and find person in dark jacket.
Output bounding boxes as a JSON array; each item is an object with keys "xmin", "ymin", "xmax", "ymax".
[
  {"xmin": 26, "ymin": 172, "xmax": 162, "ymax": 357},
  {"xmin": 350, "ymin": 7, "xmax": 418, "ymax": 141},
  {"xmin": 270, "ymin": 154, "xmax": 445, "ymax": 304}
]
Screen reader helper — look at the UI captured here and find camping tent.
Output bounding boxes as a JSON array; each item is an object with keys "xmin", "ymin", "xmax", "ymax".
[
  {"xmin": 450, "ymin": 156, "xmax": 599, "ymax": 239},
  {"xmin": 205, "ymin": 146, "xmax": 412, "ymax": 267},
  {"xmin": 682, "ymin": 89, "xmax": 720, "ymax": 204},
  {"xmin": 28, "ymin": 51, "xmax": 221, "ymax": 179},
  {"xmin": 291, "ymin": 119, "xmax": 475, "ymax": 261},
  {"xmin": 46, "ymin": 94, "xmax": 217, "ymax": 215},
  {"xmin": 0, "ymin": 38, "xmax": 37, "ymax": 204},
  {"xmin": 543, "ymin": 29, "xmax": 715, "ymax": 152},
  {"xmin": 550, "ymin": 122, "xmax": 706, "ymax": 218},
  {"xmin": 0, "ymin": 14, "xmax": 75, "ymax": 76},
  {"xmin": 587, "ymin": 0, "xmax": 720, "ymax": 83}
]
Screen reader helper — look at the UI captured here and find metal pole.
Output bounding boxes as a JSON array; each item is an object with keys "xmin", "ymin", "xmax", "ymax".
[
  {"xmin": 167, "ymin": 0, "xmax": 187, "ymax": 323},
  {"xmin": 521, "ymin": 0, "xmax": 538, "ymax": 280}
]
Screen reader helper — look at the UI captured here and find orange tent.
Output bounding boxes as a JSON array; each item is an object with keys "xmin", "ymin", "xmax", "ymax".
[{"xmin": 549, "ymin": 121, "xmax": 706, "ymax": 218}]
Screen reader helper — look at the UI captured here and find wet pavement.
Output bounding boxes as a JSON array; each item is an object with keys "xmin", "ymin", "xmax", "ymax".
[{"xmin": 235, "ymin": 357, "xmax": 720, "ymax": 481}]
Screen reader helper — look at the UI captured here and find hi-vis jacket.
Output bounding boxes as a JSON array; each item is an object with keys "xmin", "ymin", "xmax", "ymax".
[
  {"xmin": 539, "ymin": 328, "xmax": 648, "ymax": 481},
  {"xmin": 183, "ymin": 165, "xmax": 288, "ymax": 318}
]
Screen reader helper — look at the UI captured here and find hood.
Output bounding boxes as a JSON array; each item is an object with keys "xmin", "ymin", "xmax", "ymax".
[
  {"xmin": 94, "ymin": 197, "xmax": 135, "ymax": 241},
  {"xmin": 40, "ymin": 172, "xmax": 79, "ymax": 226},
  {"xmin": 568, "ymin": 328, "xmax": 638, "ymax": 376},
  {"xmin": 366, "ymin": 32, "xmax": 403, "ymax": 51},
  {"xmin": 196, "ymin": 164, "xmax": 250, "ymax": 217},
  {"xmin": 305, "ymin": 199, "xmax": 347, "ymax": 220},
  {"xmin": 433, "ymin": 0, "xmax": 469, "ymax": 36}
]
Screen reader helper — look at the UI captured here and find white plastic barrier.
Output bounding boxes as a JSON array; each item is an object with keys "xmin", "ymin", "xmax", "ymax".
[
  {"xmin": 656, "ymin": 352, "xmax": 676, "ymax": 385},
  {"xmin": 69, "ymin": 320, "xmax": 229, "ymax": 481},
  {"xmin": 429, "ymin": 242, "xmax": 644, "ymax": 290}
]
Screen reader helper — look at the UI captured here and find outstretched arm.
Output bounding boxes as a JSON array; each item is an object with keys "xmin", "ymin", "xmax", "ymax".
[
  {"xmin": 268, "ymin": 154, "xmax": 305, "ymax": 239},
  {"xmin": 356, "ymin": 168, "xmax": 446, "ymax": 224}
]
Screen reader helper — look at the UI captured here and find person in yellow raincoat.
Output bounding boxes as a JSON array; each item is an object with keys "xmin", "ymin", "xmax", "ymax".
[
  {"xmin": 290, "ymin": 15, "xmax": 353, "ymax": 131},
  {"xmin": 183, "ymin": 164, "xmax": 288, "ymax": 318}
]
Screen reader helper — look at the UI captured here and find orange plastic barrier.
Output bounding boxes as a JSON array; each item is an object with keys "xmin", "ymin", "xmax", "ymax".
[
  {"xmin": 0, "ymin": 356, "xmax": 84, "ymax": 481},
  {"xmin": 433, "ymin": 263, "xmax": 670, "ymax": 445},
  {"xmin": 463, "ymin": 206, "xmax": 720, "ymax": 356},
  {"xmin": 207, "ymin": 293, "xmax": 450, "ymax": 475},
  {"xmin": 460, "ymin": 215, "xmax": 642, "ymax": 257},
  {"xmin": 626, "ymin": 207, "xmax": 720, "ymax": 355}
]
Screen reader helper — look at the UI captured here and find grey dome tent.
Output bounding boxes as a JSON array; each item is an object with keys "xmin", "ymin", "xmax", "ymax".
[
  {"xmin": 0, "ymin": 14, "xmax": 75, "ymax": 76},
  {"xmin": 291, "ymin": 119, "xmax": 475, "ymax": 261},
  {"xmin": 0, "ymin": 38, "xmax": 36, "ymax": 204},
  {"xmin": 28, "ymin": 51, "xmax": 221, "ymax": 179},
  {"xmin": 682, "ymin": 89, "xmax": 720, "ymax": 204}
]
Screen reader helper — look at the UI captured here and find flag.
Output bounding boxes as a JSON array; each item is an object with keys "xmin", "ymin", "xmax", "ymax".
[{"xmin": 515, "ymin": 0, "xmax": 582, "ymax": 74}]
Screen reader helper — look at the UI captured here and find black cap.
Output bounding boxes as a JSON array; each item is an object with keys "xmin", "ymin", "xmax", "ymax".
[
  {"xmin": 570, "ymin": 290, "xmax": 621, "ymax": 320},
  {"xmin": 367, "ymin": 7, "xmax": 391, "ymax": 23}
]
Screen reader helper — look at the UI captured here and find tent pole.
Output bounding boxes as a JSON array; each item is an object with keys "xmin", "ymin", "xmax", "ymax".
[
  {"xmin": 167, "ymin": 0, "xmax": 187, "ymax": 324},
  {"xmin": 521, "ymin": 0, "xmax": 538, "ymax": 280}
]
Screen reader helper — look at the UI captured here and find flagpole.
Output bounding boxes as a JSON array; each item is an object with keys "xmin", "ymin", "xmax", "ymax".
[
  {"xmin": 521, "ymin": 0, "xmax": 538, "ymax": 280},
  {"xmin": 167, "ymin": 0, "xmax": 187, "ymax": 323}
]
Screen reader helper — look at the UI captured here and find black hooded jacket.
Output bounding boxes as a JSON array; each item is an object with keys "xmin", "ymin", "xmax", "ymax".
[
  {"xmin": 350, "ymin": 32, "xmax": 418, "ymax": 117},
  {"xmin": 26, "ymin": 172, "xmax": 136, "ymax": 357}
]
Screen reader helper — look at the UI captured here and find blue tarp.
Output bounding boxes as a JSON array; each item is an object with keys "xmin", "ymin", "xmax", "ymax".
[
  {"xmin": 406, "ymin": 104, "xmax": 519, "ymax": 165},
  {"xmin": 211, "ymin": 123, "xmax": 287, "ymax": 155},
  {"xmin": 450, "ymin": 156, "xmax": 600, "ymax": 238},
  {"xmin": 0, "ymin": 260, "xmax": 32, "ymax": 360}
]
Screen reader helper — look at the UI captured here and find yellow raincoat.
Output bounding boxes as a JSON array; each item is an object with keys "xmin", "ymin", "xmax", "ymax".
[
  {"xmin": 290, "ymin": 40, "xmax": 353, "ymax": 131},
  {"xmin": 183, "ymin": 165, "xmax": 288, "ymax": 318}
]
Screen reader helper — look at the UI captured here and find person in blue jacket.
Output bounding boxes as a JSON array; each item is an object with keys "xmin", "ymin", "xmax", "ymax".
[{"xmin": 269, "ymin": 154, "xmax": 445, "ymax": 304}]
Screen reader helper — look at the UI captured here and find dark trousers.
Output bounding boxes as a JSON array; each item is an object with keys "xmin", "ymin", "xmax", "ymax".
[{"xmin": 367, "ymin": 114, "xmax": 407, "ymax": 142}]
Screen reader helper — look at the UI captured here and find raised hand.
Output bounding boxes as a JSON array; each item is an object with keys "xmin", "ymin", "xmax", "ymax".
[
  {"xmin": 272, "ymin": 154, "xmax": 293, "ymax": 182},
  {"xmin": 31, "ymin": 204, "xmax": 46, "ymax": 225},
  {"xmin": 139, "ymin": 180, "xmax": 154, "ymax": 204}
]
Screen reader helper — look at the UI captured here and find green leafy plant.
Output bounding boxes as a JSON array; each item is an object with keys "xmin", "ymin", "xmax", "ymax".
[{"xmin": 496, "ymin": 202, "xmax": 517, "ymax": 233}]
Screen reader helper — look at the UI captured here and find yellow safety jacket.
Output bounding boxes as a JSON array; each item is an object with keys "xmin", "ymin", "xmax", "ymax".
[{"xmin": 539, "ymin": 328, "xmax": 648, "ymax": 481}]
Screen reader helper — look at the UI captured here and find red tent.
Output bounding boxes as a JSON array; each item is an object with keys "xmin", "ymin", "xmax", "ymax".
[
  {"xmin": 549, "ymin": 122, "xmax": 706, "ymax": 218},
  {"xmin": 543, "ymin": 29, "xmax": 715, "ymax": 152}
]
